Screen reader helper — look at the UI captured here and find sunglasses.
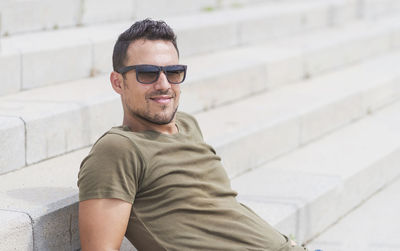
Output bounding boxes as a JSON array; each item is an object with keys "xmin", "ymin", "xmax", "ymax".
[{"xmin": 117, "ymin": 64, "xmax": 187, "ymax": 84}]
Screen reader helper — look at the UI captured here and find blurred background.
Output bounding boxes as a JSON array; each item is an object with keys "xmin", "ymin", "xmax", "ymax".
[{"xmin": 0, "ymin": 0, "xmax": 400, "ymax": 250}]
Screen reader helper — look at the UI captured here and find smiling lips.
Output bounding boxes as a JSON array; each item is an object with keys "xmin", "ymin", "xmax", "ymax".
[{"xmin": 150, "ymin": 95, "xmax": 173, "ymax": 104}]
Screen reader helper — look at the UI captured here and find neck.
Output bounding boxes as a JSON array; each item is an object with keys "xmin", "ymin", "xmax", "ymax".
[{"xmin": 122, "ymin": 114, "xmax": 178, "ymax": 135}]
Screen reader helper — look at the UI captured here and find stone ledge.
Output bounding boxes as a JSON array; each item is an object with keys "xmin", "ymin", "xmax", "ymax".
[
  {"xmin": 0, "ymin": 210, "xmax": 33, "ymax": 251},
  {"xmin": 0, "ymin": 116, "xmax": 25, "ymax": 174}
]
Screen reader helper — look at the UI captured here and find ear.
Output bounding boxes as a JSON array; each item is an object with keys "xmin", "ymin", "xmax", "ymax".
[{"xmin": 110, "ymin": 71, "xmax": 124, "ymax": 94}]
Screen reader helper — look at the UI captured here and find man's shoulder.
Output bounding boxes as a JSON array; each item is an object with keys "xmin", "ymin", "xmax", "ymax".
[
  {"xmin": 176, "ymin": 111, "xmax": 203, "ymax": 139},
  {"xmin": 176, "ymin": 111, "xmax": 197, "ymax": 124},
  {"xmin": 91, "ymin": 128, "xmax": 135, "ymax": 153}
]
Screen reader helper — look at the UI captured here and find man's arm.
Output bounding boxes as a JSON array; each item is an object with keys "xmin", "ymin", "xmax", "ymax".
[{"xmin": 79, "ymin": 198, "xmax": 132, "ymax": 251}]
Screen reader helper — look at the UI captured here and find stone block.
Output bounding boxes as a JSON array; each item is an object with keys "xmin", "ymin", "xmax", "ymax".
[
  {"xmin": 0, "ymin": 74, "xmax": 123, "ymax": 165},
  {"xmin": 80, "ymin": 0, "xmax": 134, "ymax": 25},
  {"xmin": 24, "ymin": 104, "xmax": 90, "ymax": 164},
  {"xmin": 363, "ymin": 0, "xmax": 392, "ymax": 18},
  {"xmin": 180, "ymin": 61, "xmax": 267, "ymax": 113},
  {"xmin": 0, "ymin": 48, "xmax": 21, "ymax": 96},
  {"xmin": 175, "ymin": 21, "xmax": 238, "ymax": 58},
  {"xmin": 232, "ymin": 167, "xmax": 340, "ymax": 243},
  {"xmin": 304, "ymin": 41, "xmax": 348, "ymax": 77},
  {"xmin": 302, "ymin": 3, "xmax": 330, "ymax": 30},
  {"xmin": 391, "ymin": 29, "xmax": 400, "ymax": 49},
  {"xmin": 0, "ymin": 98, "xmax": 90, "ymax": 165},
  {"xmin": 134, "ymin": 0, "xmax": 215, "ymax": 19},
  {"xmin": 328, "ymin": 1, "xmax": 358, "ymax": 26},
  {"xmin": 21, "ymin": 39, "xmax": 92, "ymax": 90},
  {"xmin": 81, "ymin": 96, "xmax": 123, "ymax": 143},
  {"xmin": 33, "ymin": 203, "xmax": 80, "ymax": 251},
  {"xmin": 0, "ymin": 0, "xmax": 80, "ymax": 36},
  {"xmin": 79, "ymin": 23, "xmax": 126, "ymax": 75},
  {"xmin": 263, "ymin": 49, "xmax": 304, "ymax": 88},
  {"xmin": 0, "ymin": 211, "xmax": 33, "ymax": 251},
  {"xmin": 299, "ymin": 92, "xmax": 365, "ymax": 144},
  {"xmin": 238, "ymin": 10, "xmax": 303, "ymax": 44},
  {"xmin": 362, "ymin": 76, "xmax": 400, "ymax": 112},
  {"xmin": 212, "ymin": 118, "xmax": 300, "ymax": 178},
  {"xmin": 342, "ymin": 31, "xmax": 392, "ymax": 67},
  {"xmin": 92, "ymin": 39, "xmax": 114, "ymax": 74},
  {"xmin": 0, "ymin": 147, "xmax": 88, "ymax": 250},
  {"xmin": 0, "ymin": 116, "xmax": 25, "ymax": 174},
  {"xmin": 308, "ymin": 177, "xmax": 400, "ymax": 251}
]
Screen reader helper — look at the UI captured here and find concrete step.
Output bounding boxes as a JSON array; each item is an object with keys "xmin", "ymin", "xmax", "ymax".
[
  {"xmin": 1, "ymin": 17, "xmax": 400, "ymax": 174},
  {"xmin": 307, "ymin": 176, "xmax": 400, "ymax": 251},
  {"xmin": 195, "ymin": 50, "xmax": 400, "ymax": 178},
  {"xmin": 1, "ymin": 0, "xmax": 399, "ymax": 37},
  {"xmin": 0, "ymin": 0, "xmax": 269, "ymax": 36},
  {"xmin": 1, "ymin": 95, "xmax": 400, "ymax": 250},
  {"xmin": 230, "ymin": 99, "xmax": 400, "ymax": 245},
  {"xmin": 0, "ymin": 0, "xmax": 358, "ymax": 95},
  {"xmin": 181, "ymin": 15, "xmax": 400, "ymax": 113}
]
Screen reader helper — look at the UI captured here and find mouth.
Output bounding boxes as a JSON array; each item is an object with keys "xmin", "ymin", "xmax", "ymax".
[{"xmin": 149, "ymin": 95, "xmax": 173, "ymax": 104}]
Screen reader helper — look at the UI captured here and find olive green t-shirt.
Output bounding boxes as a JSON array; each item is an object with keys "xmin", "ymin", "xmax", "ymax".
[{"xmin": 78, "ymin": 112, "xmax": 306, "ymax": 251}]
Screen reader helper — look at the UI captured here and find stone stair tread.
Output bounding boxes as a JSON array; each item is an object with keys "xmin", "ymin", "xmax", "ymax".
[
  {"xmin": 0, "ymin": 0, "xmax": 296, "ymax": 36},
  {"xmin": 231, "ymin": 100, "xmax": 400, "ymax": 241},
  {"xmin": 196, "ymin": 51, "xmax": 400, "ymax": 145},
  {"xmin": 0, "ymin": 0, "xmax": 338, "ymax": 52},
  {"xmin": 0, "ymin": 147, "xmax": 89, "ymax": 217},
  {"xmin": 0, "ymin": 0, "xmax": 352, "ymax": 94}
]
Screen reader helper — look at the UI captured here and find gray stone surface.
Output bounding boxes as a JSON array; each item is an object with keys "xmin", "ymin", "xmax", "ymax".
[
  {"xmin": 0, "ymin": 76, "xmax": 121, "ymax": 165},
  {"xmin": 0, "ymin": 0, "xmax": 361, "ymax": 90},
  {"xmin": 0, "ymin": 210, "xmax": 33, "ymax": 251},
  {"xmin": 308, "ymin": 177, "xmax": 400, "ymax": 251},
  {"xmin": 232, "ymin": 100, "xmax": 400, "ymax": 243},
  {"xmin": 0, "ymin": 0, "xmax": 80, "ymax": 35},
  {"xmin": 80, "ymin": 0, "xmax": 134, "ymax": 25},
  {"xmin": 0, "ymin": 147, "xmax": 89, "ymax": 250},
  {"xmin": 0, "ymin": 48, "xmax": 21, "ymax": 96},
  {"xmin": 195, "ymin": 51, "xmax": 400, "ymax": 177},
  {"xmin": 0, "ymin": 1, "xmax": 398, "ymax": 94},
  {"xmin": 0, "ymin": 116, "xmax": 25, "ymax": 174}
]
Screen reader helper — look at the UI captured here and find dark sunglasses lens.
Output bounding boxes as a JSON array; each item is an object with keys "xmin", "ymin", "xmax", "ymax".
[
  {"xmin": 166, "ymin": 66, "xmax": 186, "ymax": 84},
  {"xmin": 136, "ymin": 66, "xmax": 159, "ymax": 84}
]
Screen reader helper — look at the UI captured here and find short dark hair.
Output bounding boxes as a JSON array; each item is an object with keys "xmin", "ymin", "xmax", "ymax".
[{"xmin": 112, "ymin": 19, "xmax": 179, "ymax": 72}]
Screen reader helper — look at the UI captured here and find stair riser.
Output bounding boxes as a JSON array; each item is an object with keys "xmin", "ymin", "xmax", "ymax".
[{"xmin": 0, "ymin": 117, "xmax": 25, "ymax": 174}]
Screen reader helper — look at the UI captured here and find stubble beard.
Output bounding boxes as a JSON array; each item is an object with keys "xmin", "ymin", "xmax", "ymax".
[{"xmin": 127, "ymin": 100, "xmax": 179, "ymax": 125}]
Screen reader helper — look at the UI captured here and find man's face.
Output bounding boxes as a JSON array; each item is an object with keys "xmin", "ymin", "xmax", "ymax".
[{"xmin": 120, "ymin": 39, "xmax": 181, "ymax": 125}]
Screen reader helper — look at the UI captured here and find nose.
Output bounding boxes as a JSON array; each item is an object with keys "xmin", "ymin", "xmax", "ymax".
[{"xmin": 153, "ymin": 71, "xmax": 171, "ymax": 90}]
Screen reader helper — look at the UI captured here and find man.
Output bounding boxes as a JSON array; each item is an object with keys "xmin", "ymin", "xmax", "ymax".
[{"xmin": 78, "ymin": 19, "xmax": 307, "ymax": 251}]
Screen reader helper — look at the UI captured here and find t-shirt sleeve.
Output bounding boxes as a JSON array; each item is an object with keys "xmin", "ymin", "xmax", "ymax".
[{"xmin": 77, "ymin": 132, "xmax": 143, "ymax": 204}]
